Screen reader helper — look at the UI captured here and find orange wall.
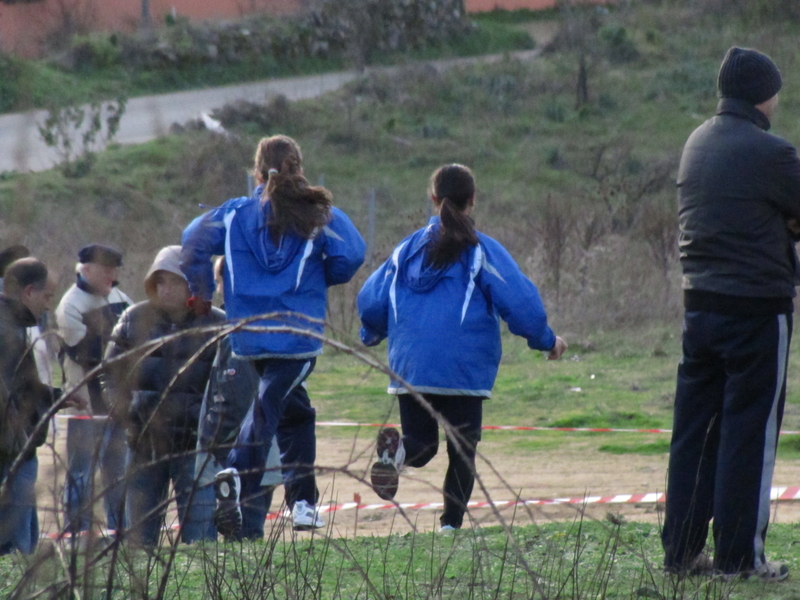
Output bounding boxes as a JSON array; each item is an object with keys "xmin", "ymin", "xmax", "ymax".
[
  {"xmin": 0, "ymin": 0, "xmax": 301, "ymax": 57},
  {"xmin": 465, "ymin": 0, "xmax": 610, "ymax": 9},
  {"xmin": 0, "ymin": 0, "xmax": 606, "ymax": 58}
]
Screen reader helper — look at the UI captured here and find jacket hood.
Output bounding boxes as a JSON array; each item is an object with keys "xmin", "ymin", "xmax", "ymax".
[
  {"xmin": 237, "ymin": 185, "xmax": 316, "ymax": 275},
  {"xmin": 396, "ymin": 217, "xmax": 468, "ymax": 293},
  {"xmin": 145, "ymin": 245, "xmax": 186, "ymax": 298}
]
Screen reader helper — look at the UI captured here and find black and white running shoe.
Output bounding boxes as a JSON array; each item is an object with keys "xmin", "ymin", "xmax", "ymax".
[
  {"xmin": 214, "ymin": 468, "xmax": 242, "ymax": 538},
  {"xmin": 370, "ymin": 427, "xmax": 405, "ymax": 501}
]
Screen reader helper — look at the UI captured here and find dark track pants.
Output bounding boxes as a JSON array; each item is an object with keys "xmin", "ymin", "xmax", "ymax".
[
  {"xmin": 398, "ymin": 394, "xmax": 483, "ymax": 529},
  {"xmin": 228, "ymin": 358, "xmax": 317, "ymax": 511},
  {"xmin": 662, "ymin": 311, "xmax": 791, "ymax": 573}
]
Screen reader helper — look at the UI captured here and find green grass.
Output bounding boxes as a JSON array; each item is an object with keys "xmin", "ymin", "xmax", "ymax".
[
  {"xmin": 4, "ymin": 4, "xmax": 800, "ymax": 595},
  {"xmin": 5, "ymin": 520, "xmax": 800, "ymax": 598}
]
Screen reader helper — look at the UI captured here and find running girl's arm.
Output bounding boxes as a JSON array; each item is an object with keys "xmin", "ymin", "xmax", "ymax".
[
  {"xmin": 477, "ymin": 236, "xmax": 557, "ymax": 352},
  {"xmin": 180, "ymin": 204, "xmax": 231, "ymax": 301},
  {"xmin": 322, "ymin": 207, "xmax": 367, "ymax": 286},
  {"xmin": 356, "ymin": 258, "xmax": 393, "ymax": 346}
]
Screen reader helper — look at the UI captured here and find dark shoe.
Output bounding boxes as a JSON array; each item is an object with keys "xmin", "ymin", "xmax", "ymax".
[
  {"xmin": 214, "ymin": 468, "xmax": 242, "ymax": 539},
  {"xmin": 370, "ymin": 427, "xmax": 405, "ymax": 501},
  {"xmin": 734, "ymin": 561, "xmax": 789, "ymax": 582},
  {"xmin": 664, "ymin": 552, "xmax": 714, "ymax": 577}
]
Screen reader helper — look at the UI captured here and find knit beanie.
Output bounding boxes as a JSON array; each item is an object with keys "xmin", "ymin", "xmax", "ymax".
[{"xmin": 717, "ymin": 47, "xmax": 782, "ymax": 105}]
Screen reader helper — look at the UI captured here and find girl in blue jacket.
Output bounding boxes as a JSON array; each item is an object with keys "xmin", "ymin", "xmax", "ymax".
[
  {"xmin": 181, "ymin": 135, "xmax": 366, "ymax": 534},
  {"xmin": 358, "ymin": 164, "xmax": 566, "ymax": 531}
]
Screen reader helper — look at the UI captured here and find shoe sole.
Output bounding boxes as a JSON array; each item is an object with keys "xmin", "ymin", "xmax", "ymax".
[
  {"xmin": 214, "ymin": 503, "xmax": 242, "ymax": 538},
  {"xmin": 377, "ymin": 428, "xmax": 401, "ymax": 460},
  {"xmin": 293, "ymin": 522, "xmax": 324, "ymax": 532},
  {"xmin": 214, "ymin": 475, "xmax": 242, "ymax": 538},
  {"xmin": 370, "ymin": 461, "xmax": 399, "ymax": 500}
]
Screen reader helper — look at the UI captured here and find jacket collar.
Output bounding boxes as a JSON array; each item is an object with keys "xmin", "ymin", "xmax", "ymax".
[
  {"xmin": 0, "ymin": 295, "xmax": 37, "ymax": 327},
  {"xmin": 716, "ymin": 97, "xmax": 771, "ymax": 131},
  {"xmin": 76, "ymin": 273, "xmax": 117, "ymax": 296}
]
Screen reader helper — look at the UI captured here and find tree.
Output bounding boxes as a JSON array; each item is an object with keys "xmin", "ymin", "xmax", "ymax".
[{"xmin": 38, "ymin": 96, "xmax": 127, "ymax": 178}]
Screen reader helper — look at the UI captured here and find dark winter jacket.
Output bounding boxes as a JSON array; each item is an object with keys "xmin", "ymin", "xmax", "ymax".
[
  {"xmin": 678, "ymin": 98, "xmax": 800, "ymax": 309},
  {"xmin": 103, "ymin": 301, "xmax": 225, "ymax": 457},
  {"xmin": 0, "ymin": 296, "xmax": 57, "ymax": 464}
]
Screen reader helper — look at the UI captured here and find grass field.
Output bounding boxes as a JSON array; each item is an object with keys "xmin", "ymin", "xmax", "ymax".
[{"xmin": 3, "ymin": 1, "xmax": 800, "ymax": 597}]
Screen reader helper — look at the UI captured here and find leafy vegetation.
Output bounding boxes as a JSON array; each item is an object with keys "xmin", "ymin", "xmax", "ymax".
[
  {"xmin": 0, "ymin": 9, "xmax": 535, "ymax": 116},
  {"xmin": 2, "ymin": 1, "xmax": 800, "ymax": 597}
]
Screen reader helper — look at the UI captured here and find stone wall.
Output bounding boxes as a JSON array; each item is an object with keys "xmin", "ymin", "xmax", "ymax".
[{"xmin": 64, "ymin": 0, "xmax": 470, "ymax": 71}]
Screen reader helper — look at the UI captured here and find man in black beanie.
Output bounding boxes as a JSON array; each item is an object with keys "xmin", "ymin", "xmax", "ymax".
[{"xmin": 662, "ymin": 46, "xmax": 800, "ymax": 581}]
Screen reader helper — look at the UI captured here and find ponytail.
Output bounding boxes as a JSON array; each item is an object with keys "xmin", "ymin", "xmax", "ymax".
[
  {"xmin": 426, "ymin": 164, "xmax": 478, "ymax": 269},
  {"xmin": 253, "ymin": 135, "xmax": 332, "ymax": 243}
]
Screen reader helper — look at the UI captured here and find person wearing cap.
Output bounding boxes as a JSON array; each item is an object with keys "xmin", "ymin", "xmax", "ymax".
[
  {"xmin": 103, "ymin": 245, "xmax": 224, "ymax": 547},
  {"xmin": 54, "ymin": 244, "xmax": 132, "ymax": 538},
  {"xmin": 662, "ymin": 47, "xmax": 800, "ymax": 581}
]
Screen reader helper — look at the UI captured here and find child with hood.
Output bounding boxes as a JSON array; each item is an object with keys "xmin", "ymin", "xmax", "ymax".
[
  {"xmin": 358, "ymin": 164, "xmax": 566, "ymax": 531},
  {"xmin": 104, "ymin": 245, "xmax": 225, "ymax": 547}
]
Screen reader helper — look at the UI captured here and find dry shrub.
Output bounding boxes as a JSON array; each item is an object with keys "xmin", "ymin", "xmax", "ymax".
[{"xmin": 175, "ymin": 132, "xmax": 253, "ymax": 208}]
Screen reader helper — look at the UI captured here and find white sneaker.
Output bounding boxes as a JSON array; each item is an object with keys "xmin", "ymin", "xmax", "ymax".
[
  {"xmin": 292, "ymin": 500, "xmax": 324, "ymax": 531},
  {"xmin": 439, "ymin": 525, "xmax": 457, "ymax": 533}
]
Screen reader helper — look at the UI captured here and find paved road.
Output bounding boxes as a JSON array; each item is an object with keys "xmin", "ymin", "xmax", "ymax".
[{"xmin": 0, "ymin": 49, "xmax": 540, "ymax": 174}]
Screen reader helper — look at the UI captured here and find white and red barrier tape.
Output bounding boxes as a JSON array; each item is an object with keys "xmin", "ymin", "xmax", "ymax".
[
  {"xmin": 56, "ymin": 416, "xmax": 800, "ymax": 436},
  {"xmin": 315, "ymin": 421, "xmax": 800, "ymax": 436},
  {"xmin": 44, "ymin": 486, "xmax": 800, "ymax": 539}
]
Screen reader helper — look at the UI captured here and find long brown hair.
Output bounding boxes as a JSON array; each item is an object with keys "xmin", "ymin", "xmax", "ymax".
[
  {"xmin": 253, "ymin": 135, "xmax": 332, "ymax": 243},
  {"xmin": 426, "ymin": 164, "xmax": 478, "ymax": 269}
]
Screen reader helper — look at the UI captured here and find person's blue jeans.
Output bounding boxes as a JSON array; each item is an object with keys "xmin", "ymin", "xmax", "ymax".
[
  {"xmin": 0, "ymin": 456, "xmax": 39, "ymax": 555},
  {"xmin": 126, "ymin": 449, "xmax": 216, "ymax": 547},
  {"xmin": 63, "ymin": 417, "xmax": 127, "ymax": 534},
  {"xmin": 228, "ymin": 358, "xmax": 317, "ymax": 511}
]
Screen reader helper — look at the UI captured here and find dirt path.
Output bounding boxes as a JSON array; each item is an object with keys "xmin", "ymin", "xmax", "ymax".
[{"xmin": 33, "ymin": 425, "xmax": 800, "ymax": 540}]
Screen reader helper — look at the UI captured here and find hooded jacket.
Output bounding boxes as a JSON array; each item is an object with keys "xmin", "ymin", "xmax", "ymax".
[
  {"xmin": 180, "ymin": 186, "xmax": 366, "ymax": 359},
  {"xmin": 103, "ymin": 248, "xmax": 225, "ymax": 456},
  {"xmin": 679, "ymin": 98, "xmax": 800, "ymax": 306},
  {"xmin": 358, "ymin": 217, "xmax": 556, "ymax": 397},
  {"xmin": 104, "ymin": 302, "xmax": 225, "ymax": 456}
]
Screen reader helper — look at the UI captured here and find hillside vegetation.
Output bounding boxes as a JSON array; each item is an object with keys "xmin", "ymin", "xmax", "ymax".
[{"xmin": 1, "ymin": 1, "xmax": 800, "ymax": 338}]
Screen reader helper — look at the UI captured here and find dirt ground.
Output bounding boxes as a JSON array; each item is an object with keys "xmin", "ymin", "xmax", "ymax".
[{"xmin": 33, "ymin": 423, "xmax": 800, "ymax": 540}]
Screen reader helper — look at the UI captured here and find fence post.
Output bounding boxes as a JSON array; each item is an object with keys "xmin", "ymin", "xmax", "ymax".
[
  {"xmin": 367, "ymin": 188, "xmax": 376, "ymax": 268},
  {"xmin": 246, "ymin": 173, "xmax": 255, "ymax": 197}
]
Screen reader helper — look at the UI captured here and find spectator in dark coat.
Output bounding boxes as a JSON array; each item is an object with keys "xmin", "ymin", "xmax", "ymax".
[
  {"xmin": 0, "ymin": 258, "xmax": 82, "ymax": 553},
  {"xmin": 104, "ymin": 246, "xmax": 224, "ymax": 547},
  {"xmin": 663, "ymin": 46, "xmax": 800, "ymax": 582}
]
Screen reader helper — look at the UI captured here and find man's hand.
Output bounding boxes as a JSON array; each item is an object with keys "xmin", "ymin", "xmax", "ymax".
[
  {"xmin": 186, "ymin": 295, "xmax": 212, "ymax": 317},
  {"xmin": 547, "ymin": 336, "xmax": 568, "ymax": 360},
  {"xmin": 61, "ymin": 392, "xmax": 89, "ymax": 411}
]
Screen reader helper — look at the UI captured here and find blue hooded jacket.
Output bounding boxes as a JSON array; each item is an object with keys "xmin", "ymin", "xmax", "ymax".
[
  {"xmin": 181, "ymin": 186, "xmax": 366, "ymax": 359},
  {"xmin": 358, "ymin": 217, "xmax": 555, "ymax": 397}
]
